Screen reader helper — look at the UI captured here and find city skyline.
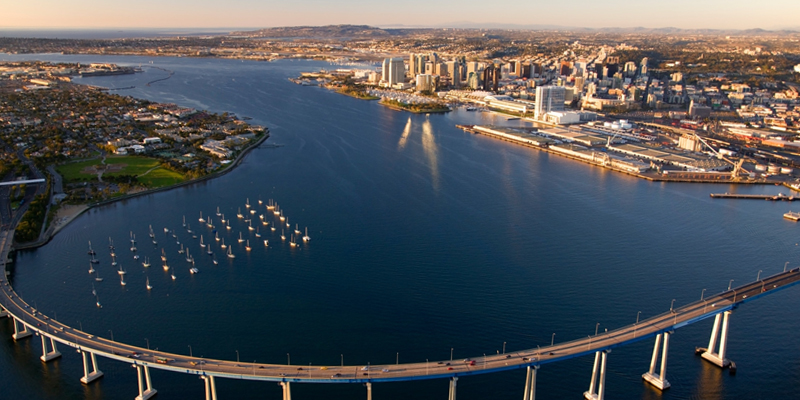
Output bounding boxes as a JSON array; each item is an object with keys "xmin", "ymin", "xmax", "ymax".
[{"xmin": 4, "ymin": 0, "xmax": 799, "ymax": 31}]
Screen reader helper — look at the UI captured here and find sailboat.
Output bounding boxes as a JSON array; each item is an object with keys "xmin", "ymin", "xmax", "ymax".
[
  {"xmin": 171, "ymin": 271, "xmax": 176, "ymax": 280},
  {"xmin": 212, "ymin": 255, "xmax": 218, "ymax": 265},
  {"xmin": 108, "ymin": 237, "xmax": 114, "ymax": 250},
  {"xmin": 190, "ymin": 266, "xmax": 199, "ymax": 274},
  {"xmin": 273, "ymin": 205, "xmax": 280, "ymax": 215},
  {"xmin": 215, "ymin": 232, "xmax": 220, "ymax": 241},
  {"xmin": 285, "ymin": 217, "xmax": 290, "ymax": 228},
  {"xmin": 111, "ymin": 254, "xmax": 117, "ymax": 266},
  {"xmin": 302, "ymin": 227, "xmax": 311, "ymax": 242},
  {"xmin": 207, "ymin": 246, "xmax": 213, "ymax": 255},
  {"xmin": 185, "ymin": 248, "xmax": 193, "ymax": 262},
  {"xmin": 187, "ymin": 223, "xmax": 192, "ymax": 234},
  {"xmin": 200, "ymin": 235, "xmax": 206, "ymax": 248},
  {"xmin": 281, "ymin": 230, "xmax": 286, "ymax": 240},
  {"xmin": 248, "ymin": 221, "xmax": 255, "ymax": 231},
  {"xmin": 134, "ymin": 253, "xmax": 140, "ymax": 260},
  {"xmin": 142, "ymin": 257, "xmax": 150, "ymax": 268},
  {"xmin": 226, "ymin": 221, "xmax": 231, "ymax": 230},
  {"xmin": 250, "ymin": 208, "xmax": 256, "ymax": 215},
  {"xmin": 255, "ymin": 228, "xmax": 261, "ymax": 238},
  {"xmin": 258, "ymin": 198, "xmax": 263, "ymax": 205},
  {"xmin": 96, "ymin": 294, "xmax": 102, "ymax": 308},
  {"xmin": 263, "ymin": 239, "xmax": 269, "ymax": 247},
  {"xmin": 90, "ymin": 252, "xmax": 100, "ymax": 264},
  {"xmin": 182, "ymin": 215, "xmax": 186, "ymax": 228},
  {"xmin": 237, "ymin": 208, "xmax": 243, "ymax": 219},
  {"xmin": 130, "ymin": 233, "xmax": 137, "ymax": 252},
  {"xmin": 88, "ymin": 262, "xmax": 96, "ymax": 274},
  {"xmin": 221, "ymin": 214, "xmax": 226, "ymax": 224},
  {"xmin": 88, "ymin": 241, "xmax": 96, "ymax": 255},
  {"xmin": 162, "ymin": 261, "xmax": 170, "ymax": 272},
  {"xmin": 95, "ymin": 271, "xmax": 103, "ymax": 282},
  {"xmin": 120, "ymin": 275, "xmax": 126, "ymax": 286},
  {"xmin": 267, "ymin": 199, "xmax": 275, "ymax": 210},
  {"xmin": 164, "ymin": 227, "xmax": 169, "ymax": 233},
  {"xmin": 290, "ymin": 234, "xmax": 297, "ymax": 248},
  {"xmin": 259, "ymin": 214, "xmax": 264, "ymax": 220},
  {"xmin": 245, "ymin": 240, "xmax": 251, "ymax": 251},
  {"xmin": 216, "ymin": 206, "xmax": 221, "ymax": 216},
  {"xmin": 245, "ymin": 198, "xmax": 251, "ymax": 209},
  {"xmin": 91, "ymin": 283, "xmax": 97, "ymax": 296},
  {"xmin": 271, "ymin": 224, "xmax": 276, "ymax": 231},
  {"xmin": 238, "ymin": 232, "xmax": 244, "ymax": 243},
  {"xmin": 207, "ymin": 218, "xmax": 214, "ymax": 228},
  {"xmin": 149, "ymin": 225, "xmax": 155, "ymax": 238},
  {"xmin": 163, "ymin": 248, "xmax": 169, "ymax": 260},
  {"xmin": 178, "ymin": 244, "xmax": 184, "ymax": 254},
  {"xmin": 199, "ymin": 211, "xmax": 205, "ymax": 223},
  {"xmin": 117, "ymin": 264, "xmax": 126, "ymax": 275},
  {"xmin": 294, "ymin": 224, "xmax": 301, "ymax": 235},
  {"xmin": 262, "ymin": 219, "xmax": 269, "ymax": 226},
  {"xmin": 221, "ymin": 238, "xmax": 227, "ymax": 249},
  {"xmin": 146, "ymin": 277, "xmax": 152, "ymax": 290},
  {"xmin": 279, "ymin": 210, "xmax": 286, "ymax": 222},
  {"xmin": 227, "ymin": 246, "xmax": 235, "ymax": 259}
]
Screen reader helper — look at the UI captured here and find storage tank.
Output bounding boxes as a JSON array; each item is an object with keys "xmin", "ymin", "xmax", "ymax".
[
  {"xmin": 755, "ymin": 164, "xmax": 768, "ymax": 172},
  {"xmin": 768, "ymin": 164, "xmax": 781, "ymax": 174},
  {"xmin": 781, "ymin": 167, "xmax": 794, "ymax": 175}
]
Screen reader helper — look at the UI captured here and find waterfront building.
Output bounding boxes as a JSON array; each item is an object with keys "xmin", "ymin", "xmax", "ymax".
[
  {"xmin": 446, "ymin": 61, "xmax": 461, "ymax": 88},
  {"xmin": 381, "ymin": 57, "xmax": 406, "ymax": 87},
  {"xmin": 416, "ymin": 74, "xmax": 436, "ymax": 92},
  {"xmin": 535, "ymin": 86, "xmax": 566, "ymax": 120},
  {"xmin": 466, "ymin": 72, "xmax": 480, "ymax": 89}
]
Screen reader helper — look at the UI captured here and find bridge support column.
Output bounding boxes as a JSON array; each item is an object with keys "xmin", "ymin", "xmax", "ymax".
[
  {"xmin": 522, "ymin": 366, "xmax": 538, "ymax": 400},
  {"xmin": 80, "ymin": 351, "xmax": 104, "ymax": 384},
  {"xmin": 280, "ymin": 382, "xmax": 292, "ymax": 400},
  {"xmin": 40, "ymin": 335, "xmax": 61, "ymax": 362},
  {"xmin": 366, "ymin": 382, "xmax": 372, "ymax": 400},
  {"xmin": 448, "ymin": 377, "xmax": 458, "ymax": 400},
  {"xmin": 134, "ymin": 364, "xmax": 157, "ymax": 400},
  {"xmin": 699, "ymin": 311, "xmax": 732, "ymax": 369},
  {"xmin": 202, "ymin": 375, "xmax": 217, "ymax": 400},
  {"xmin": 642, "ymin": 331, "xmax": 671, "ymax": 390},
  {"xmin": 0, "ymin": 304, "xmax": 8, "ymax": 318},
  {"xmin": 583, "ymin": 350, "xmax": 609, "ymax": 400},
  {"xmin": 12, "ymin": 317, "xmax": 31, "ymax": 340}
]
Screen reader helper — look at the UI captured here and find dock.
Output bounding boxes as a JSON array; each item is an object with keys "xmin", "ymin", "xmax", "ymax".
[
  {"xmin": 784, "ymin": 211, "xmax": 800, "ymax": 221},
  {"xmin": 710, "ymin": 193, "xmax": 797, "ymax": 201}
]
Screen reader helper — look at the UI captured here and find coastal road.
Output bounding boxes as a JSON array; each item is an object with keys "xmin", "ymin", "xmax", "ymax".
[{"xmin": 2, "ymin": 266, "xmax": 800, "ymax": 383}]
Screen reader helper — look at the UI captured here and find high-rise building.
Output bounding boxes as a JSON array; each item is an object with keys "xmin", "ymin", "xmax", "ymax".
[
  {"xmin": 535, "ymin": 86, "xmax": 566, "ymax": 120},
  {"xmin": 382, "ymin": 57, "xmax": 406, "ymax": 87},
  {"xmin": 482, "ymin": 64, "xmax": 499, "ymax": 92},
  {"xmin": 408, "ymin": 53, "xmax": 417, "ymax": 78},
  {"xmin": 446, "ymin": 61, "xmax": 461, "ymax": 88},
  {"xmin": 466, "ymin": 72, "xmax": 480, "ymax": 89},
  {"xmin": 416, "ymin": 74, "xmax": 435, "ymax": 92}
]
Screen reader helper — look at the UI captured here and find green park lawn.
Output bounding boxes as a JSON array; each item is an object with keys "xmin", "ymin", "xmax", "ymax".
[{"xmin": 58, "ymin": 155, "xmax": 185, "ymax": 187}]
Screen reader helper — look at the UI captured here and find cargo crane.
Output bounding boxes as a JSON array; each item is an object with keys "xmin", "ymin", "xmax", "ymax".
[{"xmin": 692, "ymin": 132, "xmax": 750, "ymax": 181}]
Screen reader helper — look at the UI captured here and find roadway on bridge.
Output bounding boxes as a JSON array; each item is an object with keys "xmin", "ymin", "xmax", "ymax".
[{"xmin": 2, "ymin": 267, "xmax": 800, "ymax": 383}]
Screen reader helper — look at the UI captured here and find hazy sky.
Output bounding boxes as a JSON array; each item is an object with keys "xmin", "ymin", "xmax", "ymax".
[{"xmin": 4, "ymin": 0, "xmax": 798, "ymax": 30}]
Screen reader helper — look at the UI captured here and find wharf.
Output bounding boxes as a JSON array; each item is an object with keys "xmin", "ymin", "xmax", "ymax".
[{"xmin": 710, "ymin": 193, "xmax": 797, "ymax": 201}]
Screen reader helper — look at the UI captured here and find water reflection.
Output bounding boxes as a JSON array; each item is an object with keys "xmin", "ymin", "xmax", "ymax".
[
  {"xmin": 397, "ymin": 117, "xmax": 411, "ymax": 150},
  {"xmin": 421, "ymin": 116, "xmax": 440, "ymax": 190}
]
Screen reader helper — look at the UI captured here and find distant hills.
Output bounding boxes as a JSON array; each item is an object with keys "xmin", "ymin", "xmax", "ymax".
[{"xmin": 231, "ymin": 24, "xmax": 798, "ymax": 38}]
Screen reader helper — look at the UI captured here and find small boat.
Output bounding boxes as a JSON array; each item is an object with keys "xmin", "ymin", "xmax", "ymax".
[
  {"xmin": 187, "ymin": 224, "xmax": 193, "ymax": 234},
  {"xmin": 92, "ymin": 283, "xmax": 97, "ymax": 296},
  {"xmin": 149, "ymin": 225, "xmax": 155, "ymax": 238},
  {"xmin": 227, "ymin": 246, "xmax": 235, "ymax": 259},
  {"xmin": 207, "ymin": 218, "xmax": 214, "ymax": 228},
  {"xmin": 111, "ymin": 254, "xmax": 118, "ymax": 266},
  {"xmin": 130, "ymin": 231, "xmax": 136, "ymax": 244},
  {"xmin": 281, "ymin": 230, "xmax": 286, "ymax": 241},
  {"xmin": 190, "ymin": 267, "xmax": 199, "ymax": 274},
  {"xmin": 226, "ymin": 222, "xmax": 231, "ymax": 230},
  {"xmin": 96, "ymin": 295, "xmax": 101, "ymax": 308},
  {"xmin": 238, "ymin": 232, "xmax": 244, "ymax": 243},
  {"xmin": 117, "ymin": 264, "xmax": 126, "ymax": 275},
  {"xmin": 237, "ymin": 208, "xmax": 244, "ymax": 219},
  {"xmin": 290, "ymin": 235, "xmax": 297, "ymax": 248},
  {"xmin": 162, "ymin": 262, "xmax": 170, "ymax": 272},
  {"xmin": 182, "ymin": 216, "xmax": 186, "ymax": 227},
  {"xmin": 90, "ymin": 254, "xmax": 100, "ymax": 264},
  {"xmin": 212, "ymin": 257, "xmax": 218, "ymax": 265},
  {"xmin": 267, "ymin": 199, "xmax": 275, "ymax": 210},
  {"xmin": 250, "ymin": 209, "xmax": 256, "ymax": 215},
  {"xmin": 142, "ymin": 257, "xmax": 150, "ymax": 268},
  {"xmin": 263, "ymin": 239, "xmax": 269, "ymax": 247},
  {"xmin": 285, "ymin": 217, "xmax": 290, "ymax": 228},
  {"xmin": 120, "ymin": 275, "xmax": 126, "ymax": 286},
  {"xmin": 178, "ymin": 244, "xmax": 184, "ymax": 254},
  {"xmin": 221, "ymin": 214, "xmax": 226, "ymax": 224},
  {"xmin": 221, "ymin": 238, "xmax": 227, "ymax": 249},
  {"xmin": 259, "ymin": 214, "xmax": 265, "ymax": 220},
  {"xmin": 271, "ymin": 224, "xmax": 276, "ymax": 231},
  {"xmin": 95, "ymin": 271, "xmax": 103, "ymax": 282},
  {"xmin": 279, "ymin": 211, "xmax": 285, "ymax": 222},
  {"xmin": 294, "ymin": 224, "xmax": 301, "ymax": 235},
  {"xmin": 302, "ymin": 227, "xmax": 311, "ymax": 242},
  {"xmin": 258, "ymin": 198, "xmax": 263, "ymax": 205},
  {"xmin": 146, "ymin": 278, "xmax": 152, "ymax": 290},
  {"xmin": 172, "ymin": 233, "xmax": 177, "ymax": 238},
  {"xmin": 133, "ymin": 254, "xmax": 140, "ymax": 260},
  {"xmin": 255, "ymin": 228, "xmax": 261, "ymax": 238},
  {"xmin": 152, "ymin": 239, "xmax": 157, "ymax": 245},
  {"xmin": 88, "ymin": 262, "xmax": 96, "ymax": 274},
  {"xmin": 207, "ymin": 247, "xmax": 213, "ymax": 255},
  {"xmin": 216, "ymin": 206, "xmax": 221, "ymax": 216},
  {"xmin": 199, "ymin": 211, "xmax": 205, "ymax": 223},
  {"xmin": 200, "ymin": 235, "xmax": 206, "ymax": 248},
  {"xmin": 88, "ymin": 241, "xmax": 96, "ymax": 255},
  {"xmin": 273, "ymin": 206, "xmax": 280, "ymax": 216},
  {"xmin": 185, "ymin": 248, "xmax": 193, "ymax": 263},
  {"xmin": 215, "ymin": 232, "xmax": 220, "ymax": 241},
  {"xmin": 164, "ymin": 227, "xmax": 169, "ymax": 233},
  {"xmin": 248, "ymin": 221, "xmax": 255, "ymax": 231},
  {"xmin": 245, "ymin": 198, "xmax": 251, "ymax": 209},
  {"xmin": 246, "ymin": 240, "xmax": 251, "ymax": 251},
  {"xmin": 171, "ymin": 272, "xmax": 176, "ymax": 281},
  {"xmin": 262, "ymin": 220, "xmax": 268, "ymax": 226}
]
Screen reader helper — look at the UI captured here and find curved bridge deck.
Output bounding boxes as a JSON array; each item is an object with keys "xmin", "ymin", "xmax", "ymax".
[{"xmin": 3, "ymin": 267, "xmax": 800, "ymax": 384}]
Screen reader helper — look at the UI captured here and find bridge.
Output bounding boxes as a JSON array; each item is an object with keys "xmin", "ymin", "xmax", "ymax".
[{"xmin": 2, "ymin": 265, "xmax": 800, "ymax": 400}]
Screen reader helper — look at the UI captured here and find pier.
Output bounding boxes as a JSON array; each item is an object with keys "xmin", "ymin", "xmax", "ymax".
[
  {"xmin": 710, "ymin": 193, "xmax": 797, "ymax": 201},
  {"xmin": 2, "ymin": 260, "xmax": 800, "ymax": 399}
]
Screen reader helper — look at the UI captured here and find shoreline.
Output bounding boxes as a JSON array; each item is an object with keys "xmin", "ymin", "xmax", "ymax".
[
  {"xmin": 378, "ymin": 100, "xmax": 450, "ymax": 114},
  {"xmin": 12, "ymin": 132, "xmax": 269, "ymax": 252}
]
